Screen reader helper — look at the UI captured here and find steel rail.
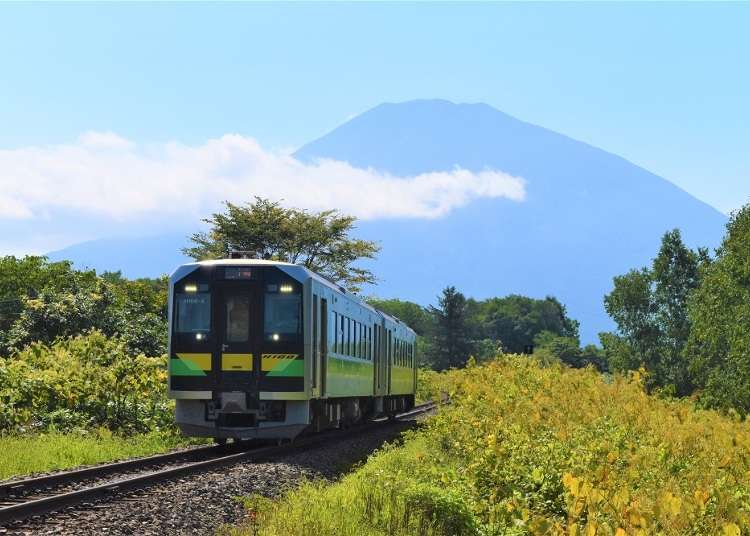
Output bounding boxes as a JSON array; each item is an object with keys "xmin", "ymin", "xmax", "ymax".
[
  {"xmin": 0, "ymin": 443, "xmax": 231, "ymax": 499},
  {"xmin": 0, "ymin": 401, "xmax": 438, "ymax": 526}
]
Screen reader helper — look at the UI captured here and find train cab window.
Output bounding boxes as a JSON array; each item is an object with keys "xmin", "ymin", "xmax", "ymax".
[
  {"xmin": 175, "ymin": 290, "xmax": 211, "ymax": 334},
  {"xmin": 264, "ymin": 286, "xmax": 301, "ymax": 341}
]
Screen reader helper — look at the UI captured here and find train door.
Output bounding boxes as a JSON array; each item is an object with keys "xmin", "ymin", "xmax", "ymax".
[
  {"xmin": 387, "ymin": 329, "xmax": 393, "ymax": 394},
  {"xmin": 320, "ymin": 298, "xmax": 328, "ymax": 397},
  {"xmin": 312, "ymin": 294, "xmax": 319, "ymax": 396},
  {"xmin": 373, "ymin": 325, "xmax": 379, "ymax": 394},
  {"xmin": 216, "ymin": 285, "xmax": 258, "ymax": 393}
]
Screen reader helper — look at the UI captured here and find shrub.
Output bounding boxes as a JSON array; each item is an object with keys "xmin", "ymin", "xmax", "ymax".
[
  {"xmin": 0, "ymin": 331, "xmax": 173, "ymax": 434},
  {"xmin": 231, "ymin": 356, "xmax": 750, "ymax": 535}
]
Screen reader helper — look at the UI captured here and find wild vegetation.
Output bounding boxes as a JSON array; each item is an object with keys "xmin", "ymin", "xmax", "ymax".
[
  {"xmin": 0, "ymin": 256, "xmax": 192, "ymax": 477},
  {"xmin": 0, "ymin": 255, "xmax": 166, "ymax": 358},
  {"xmin": 603, "ymin": 203, "xmax": 750, "ymax": 415},
  {"xmin": 227, "ymin": 356, "xmax": 750, "ymax": 536}
]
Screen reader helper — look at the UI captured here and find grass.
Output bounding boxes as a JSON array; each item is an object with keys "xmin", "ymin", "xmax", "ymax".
[
  {"xmin": 0, "ymin": 429, "xmax": 204, "ymax": 480},
  {"xmin": 225, "ymin": 356, "xmax": 750, "ymax": 536},
  {"xmin": 220, "ymin": 436, "xmax": 475, "ymax": 536}
]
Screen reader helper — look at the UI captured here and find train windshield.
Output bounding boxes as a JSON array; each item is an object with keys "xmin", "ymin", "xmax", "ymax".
[
  {"xmin": 264, "ymin": 286, "xmax": 301, "ymax": 341},
  {"xmin": 175, "ymin": 292, "xmax": 211, "ymax": 333}
]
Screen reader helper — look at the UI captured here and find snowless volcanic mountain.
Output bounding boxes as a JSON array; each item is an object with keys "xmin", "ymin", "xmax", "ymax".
[
  {"xmin": 50, "ymin": 100, "xmax": 727, "ymax": 342},
  {"xmin": 294, "ymin": 99, "xmax": 726, "ymax": 342}
]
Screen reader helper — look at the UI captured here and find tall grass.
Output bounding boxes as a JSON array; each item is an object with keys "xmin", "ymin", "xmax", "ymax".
[
  {"xmin": 227, "ymin": 356, "xmax": 750, "ymax": 535},
  {"xmin": 0, "ymin": 430, "xmax": 201, "ymax": 480}
]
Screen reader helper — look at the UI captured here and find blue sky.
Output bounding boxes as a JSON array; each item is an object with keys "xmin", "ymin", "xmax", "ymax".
[{"xmin": 1, "ymin": 2, "xmax": 748, "ymax": 215}]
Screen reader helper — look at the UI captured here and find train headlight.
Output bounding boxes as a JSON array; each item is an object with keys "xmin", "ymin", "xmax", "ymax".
[
  {"xmin": 279, "ymin": 284, "xmax": 293, "ymax": 293},
  {"xmin": 195, "ymin": 333, "xmax": 204, "ymax": 341},
  {"xmin": 184, "ymin": 283, "xmax": 198, "ymax": 293},
  {"xmin": 272, "ymin": 333, "xmax": 280, "ymax": 341}
]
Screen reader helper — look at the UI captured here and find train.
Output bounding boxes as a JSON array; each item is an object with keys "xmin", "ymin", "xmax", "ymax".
[{"xmin": 167, "ymin": 258, "xmax": 417, "ymax": 442}]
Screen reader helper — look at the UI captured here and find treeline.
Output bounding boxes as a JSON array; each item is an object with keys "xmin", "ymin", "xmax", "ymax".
[
  {"xmin": 0, "ymin": 256, "xmax": 167, "ymax": 358},
  {"xmin": 602, "ymin": 203, "xmax": 750, "ymax": 414},
  {"xmin": 368, "ymin": 289, "xmax": 593, "ymax": 371},
  {"xmin": 0, "ymin": 257, "xmax": 171, "ymax": 433}
]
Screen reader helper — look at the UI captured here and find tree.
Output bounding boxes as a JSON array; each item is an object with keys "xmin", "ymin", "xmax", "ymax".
[
  {"xmin": 603, "ymin": 229, "xmax": 705, "ymax": 395},
  {"xmin": 0, "ymin": 256, "xmax": 97, "ymax": 335},
  {"xmin": 468, "ymin": 295, "xmax": 579, "ymax": 354},
  {"xmin": 533, "ymin": 330, "xmax": 608, "ymax": 372},
  {"xmin": 426, "ymin": 286, "xmax": 473, "ymax": 370},
  {"xmin": 0, "ymin": 257, "xmax": 168, "ymax": 358},
  {"xmin": 687, "ymin": 204, "xmax": 750, "ymax": 413},
  {"xmin": 184, "ymin": 198, "xmax": 380, "ymax": 292},
  {"xmin": 366, "ymin": 298, "xmax": 432, "ymax": 336}
]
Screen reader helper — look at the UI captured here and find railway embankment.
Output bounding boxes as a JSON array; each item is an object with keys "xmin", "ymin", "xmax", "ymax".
[
  {"xmin": 0, "ymin": 411, "xmax": 425, "ymax": 535},
  {"xmin": 226, "ymin": 356, "xmax": 750, "ymax": 536}
]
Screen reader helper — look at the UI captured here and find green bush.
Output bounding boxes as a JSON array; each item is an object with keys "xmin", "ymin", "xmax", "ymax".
[{"xmin": 0, "ymin": 331, "xmax": 173, "ymax": 434}]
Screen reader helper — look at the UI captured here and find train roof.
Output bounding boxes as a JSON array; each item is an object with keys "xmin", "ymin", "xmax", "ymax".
[{"xmin": 171, "ymin": 259, "xmax": 416, "ymax": 336}]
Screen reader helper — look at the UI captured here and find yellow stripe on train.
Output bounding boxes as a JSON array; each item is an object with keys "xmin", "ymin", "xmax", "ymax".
[
  {"xmin": 175, "ymin": 353, "xmax": 212, "ymax": 371},
  {"xmin": 222, "ymin": 353, "xmax": 253, "ymax": 371}
]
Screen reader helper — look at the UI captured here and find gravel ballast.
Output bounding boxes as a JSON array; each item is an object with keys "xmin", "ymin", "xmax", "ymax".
[{"xmin": 1, "ymin": 419, "xmax": 419, "ymax": 536}]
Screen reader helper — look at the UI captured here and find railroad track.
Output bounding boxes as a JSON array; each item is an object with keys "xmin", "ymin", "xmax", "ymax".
[{"xmin": 0, "ymin": 401, "xmax": 437, "ymax": 527}]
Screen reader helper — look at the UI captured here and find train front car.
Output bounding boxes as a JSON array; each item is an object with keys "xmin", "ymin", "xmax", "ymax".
[
  {"xmin": 168, "ymin": 260, "xmax": 308, "ymax": 441},
  {"xmin": 168, "ymin": 258, "xmax": 418, "ymax": 442}
]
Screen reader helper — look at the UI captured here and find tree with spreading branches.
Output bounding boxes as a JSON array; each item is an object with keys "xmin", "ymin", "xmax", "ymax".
[{"xmin": 184, "ymin": 198, "xmax": 380, "ymax": 293}]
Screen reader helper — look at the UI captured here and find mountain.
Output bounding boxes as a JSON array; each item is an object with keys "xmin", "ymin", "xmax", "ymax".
[
  {"xmin": 295, "ymin": 100, "xmax": 727, "ymax": 342},
  {"xmin": 48, "ymin": 233, "xmax": 193, "ymax": 277},
  {"xmin": 49, "ymin": 100, "xmax": 727, "ymax": 342}
]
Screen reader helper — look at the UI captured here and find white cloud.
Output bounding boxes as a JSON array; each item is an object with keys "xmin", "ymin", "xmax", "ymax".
[
  {"xmin": 78, "ymin": 131, "xmax": 135, "ymax": 151},
  {"xmin": 0, "ymin": 133, "xmax": 525, "ymax": 223}
]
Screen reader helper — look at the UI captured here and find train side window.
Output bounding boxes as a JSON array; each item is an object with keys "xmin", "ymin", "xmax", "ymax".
[
  {"xmin": 342, "ymin": 316, "xmax": 347, "ymax": 356},
  {"xmin": 342, "ymin": 317, "xmax": 347, "ymax": 356},
  {"xmin": 347, "ymin": 317, "xmax": 352, "ymax": 356},
  {"xmin": 357, "ymin": 323, "xmax": 362, "ymax": 359},
  {"xmin": 352, "ymin": 320, "xmax": 360, "ymax": 357},
  {"xmin": 332, "ymin": 312, "xmax": 338, "ymax": 353}
]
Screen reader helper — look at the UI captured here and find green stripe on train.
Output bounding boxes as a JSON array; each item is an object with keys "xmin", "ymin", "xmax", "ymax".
[
  {"xmin": 266, "ymin": 359, "xmax": 304, "ymax": 377},
  {"xmin": 170, "ymin": 357, "xmax": 206, "ymax": 377}
]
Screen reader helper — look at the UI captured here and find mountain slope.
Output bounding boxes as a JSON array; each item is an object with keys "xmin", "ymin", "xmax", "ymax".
[
  {"xmin": 47, "ymin": 233, "xmax": 192, "ymax": 277},
  {"xmin": 295, "ymin": 100, "xmax": 726, "ymax": 342}
]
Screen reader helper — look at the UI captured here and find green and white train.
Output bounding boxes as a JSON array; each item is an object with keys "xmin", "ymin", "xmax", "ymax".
[{"xmin": 168, "ymin": 258, "xmax": 417, "ymax": 441}]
